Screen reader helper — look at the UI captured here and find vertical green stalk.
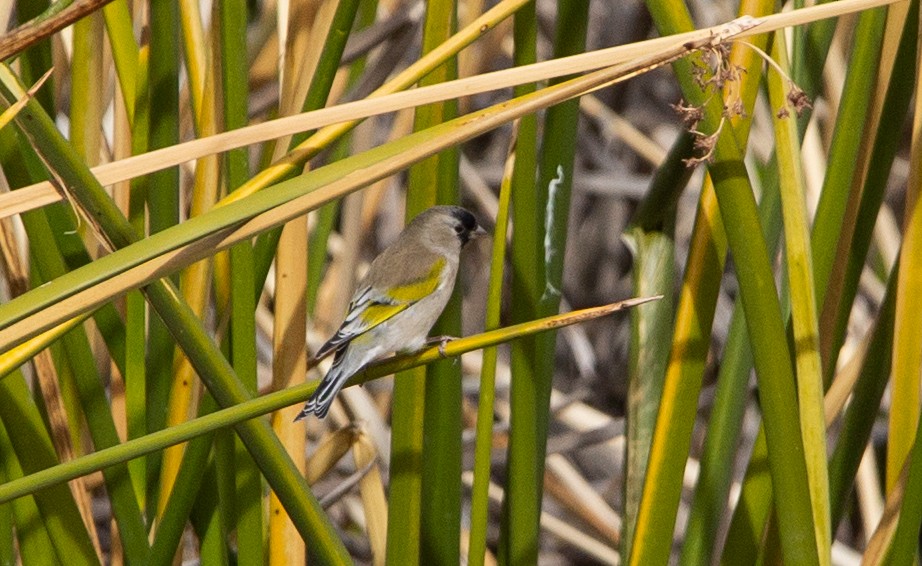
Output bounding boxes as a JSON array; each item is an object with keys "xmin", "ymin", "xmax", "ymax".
[
  {"xmin": 191, "ymin": 460, "xmax": 229, "ymax": 565},
  {"xmin": 215, "ymin": 0, "xmax": 262, "ymax": 558},
  {"xmin": 0, "ymin": 371, "xmax": 98, "ymax": 564},
  {"xmin": 126, "ymin": 15, "xmax": 151, "ymax": 515},
  {"xmin": 224, "ymin": 0, "xmax": 262, "ymax": 557},
  {"xmin": 158, "ymin": 0, "xmax": 222, "ymax": 521},
  {"xmin": 388, "ymin": 1, "xmax": 461, "ymax": 563},
  {"xmin": 387, "ymin": 345, "xmax": 426, "ymax": 561},
  {"xmin": 69, "ymin": 9, "xmax": 104, "ymax": 169},
  {"xmin": 231, "ymin": 252, "xmax": 261, "ymax": 565},
  {"xmin": 214, "ymin": 426, "xmax": 235, "ymax": 560},
  {"xmin": 810, "ymin": 7, "xmax": 886, "ymax": 328},
  {"xmin": 828, "ymin": 264, "xmax": 897, "ymax": 528},
  {"xmin": 883, "ymin": 324, "xmax": 922, "ymax": 563},
  {"xmin": 56, "ymin": 327, "xmax": 149, "ymax": 561},
  {"xmin": 298, "ymin": 0, "xmax": 377, "ymax": 321},
  {"xmin": 885, "ymin": 468, "xmax": 920, "ymax": 564},
  {"xmin": 633, "ymin": 1, "xmax": 817, "ymax": 563},
  {"xmin": 722, "ymin": 4, "xmax": 904, "ymax": 555},
  {"xmin": 219, "ymin": 0, "xmax": 250, "ymax": 190},
  {"xmin": 826, "ymin": 5, "xmax": 918, "ymax": 535},
  {"xmin": 887, "ymin": 0, "xmax": 922, "ymax": 494},
  {"xmin": 148, "ymin": 432, "xmax": 216, "ymax": 564},
  {"xmin": 820, "ymin": 0, "xmax": 916, "ymax": 401},
  {"xmin": 621, "ymin": 132, "xmax": 693, "ymax": 561},
  {"xmin": 145, "ymin": 2, "xmax": 181, "ymax": 494},
  {"xmin": 0, "ymin": 419, "xmax": 58, "ymax": 565},
  {"xmin": 102, "ymin": 0, "xmax": 139, "ymax": 122},
  {"xmin": 499, "ymin": 2, "xmax": 539, "ymax": 563},
  {"xmin": 421, "ymin": 3, "xmax": 463, "ymax": 563},
  {"xmin": 124, "ymin": 288, "xmax": 147, "ymax": 511},
  {"xmin": 768, "ymin": 35, "xmax": 829, "ymax": 565},
  {"xmin": 502, "ymin": 2, "xmax": 589, "ymax": 562},
  {"xmin": 703, "ymin": 135, "xmax": 816, "ymax": 566},
  {"xmin": 627, "ymin": 0, "xmax": 769, "ymax": 560},
  {"xmin": 682, "ymin": 159, "xmax": 781, "ymax": 566},
  {"xmin": 468, "ymin": 130, "xmax": 515, "ymax": 566},
  {"xmin": 69, "ymin": 9, "xmax": 149, "ymax": 560},
  {"xmin": 230, "ymin": 292, "xmax": 265, "ymax": 564}
]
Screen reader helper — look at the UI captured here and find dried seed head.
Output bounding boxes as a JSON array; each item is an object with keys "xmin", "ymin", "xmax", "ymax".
[
  {"xmin": 787, "ymin": 86, "xmax": 813, "ymax": 116},
  {"xmin": 671, "ymin": 99, "xmax": 705, "ymax": 130}
]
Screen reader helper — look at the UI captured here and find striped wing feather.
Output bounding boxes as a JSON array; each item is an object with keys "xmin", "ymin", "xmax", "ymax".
[{"xmin": 313, "ymin": 253, "xmax": 446, "ymax": 361}]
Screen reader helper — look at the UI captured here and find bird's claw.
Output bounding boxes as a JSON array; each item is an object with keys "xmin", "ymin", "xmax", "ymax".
[{"xmin": 426, "ymin": 335, "xmax": 458, "ymax": 358}]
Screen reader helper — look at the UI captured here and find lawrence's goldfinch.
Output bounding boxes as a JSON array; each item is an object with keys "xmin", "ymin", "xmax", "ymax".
[{"xmin": 295, "ymin": 205, "xmax": 486, "ymax": 420}]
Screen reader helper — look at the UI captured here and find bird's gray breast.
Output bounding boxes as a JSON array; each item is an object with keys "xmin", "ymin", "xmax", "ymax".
[{"xmin": 373, "ymin": 263, "xmax": 457, "ymax": 354}]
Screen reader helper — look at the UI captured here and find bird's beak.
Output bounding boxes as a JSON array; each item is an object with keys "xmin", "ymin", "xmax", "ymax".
[{"xmin": 472, "ymin": 225, "xmax": 488, "ymax": 239}]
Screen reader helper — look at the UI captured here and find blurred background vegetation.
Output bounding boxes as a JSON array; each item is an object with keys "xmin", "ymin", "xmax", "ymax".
[{"xmin": 0, "ymin": 0, "xmax": 919, "ymax": 563}]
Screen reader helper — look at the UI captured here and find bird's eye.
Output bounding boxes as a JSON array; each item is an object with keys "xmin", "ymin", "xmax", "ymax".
[{"xmin": 453, "ymin": 224, "xmax": 464, "ymax": 234}]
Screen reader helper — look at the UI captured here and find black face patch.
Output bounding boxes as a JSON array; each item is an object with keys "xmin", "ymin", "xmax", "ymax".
[
  {"xmin": 450, "ymin": 207, "xmax": 477, "ymax": 230},
  {"xmin": 448, "ymin": 207, "xmax": 480, "ymax": 245}
]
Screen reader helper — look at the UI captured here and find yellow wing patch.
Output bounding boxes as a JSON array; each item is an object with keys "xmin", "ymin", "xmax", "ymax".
[
  {"xmin": 358, "ymin": 302, "xmax": 410, "ymax": 327},
  {"xmin": 385, "ymin": 257, "xmax": 446, "ymax": 302}
]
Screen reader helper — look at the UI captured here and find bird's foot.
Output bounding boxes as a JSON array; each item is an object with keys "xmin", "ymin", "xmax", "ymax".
[{"xmin": 426, "ymin": 335, "xmax": 458, "ymax": 358}]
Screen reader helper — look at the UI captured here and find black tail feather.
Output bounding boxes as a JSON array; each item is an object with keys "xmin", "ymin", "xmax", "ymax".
[{"xmin": 293, "ymin": 351, "xmax": 349, "ymax": 421}]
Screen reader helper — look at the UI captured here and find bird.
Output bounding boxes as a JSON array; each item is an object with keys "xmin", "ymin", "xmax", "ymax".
[{"xmin": 294, "ymin": 205, "xmax": 487, "ymax": 420}]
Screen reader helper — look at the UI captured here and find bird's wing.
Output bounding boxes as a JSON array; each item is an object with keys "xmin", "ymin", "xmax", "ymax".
[{"xmin": 314, "ymin": 257, "xmax": 447, "ymax": 360}]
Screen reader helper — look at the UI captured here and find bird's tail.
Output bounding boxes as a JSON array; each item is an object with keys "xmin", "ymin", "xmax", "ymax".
[{"xmin": 294, "ymin": 351, "xmax": 351, "ymax": 421}]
